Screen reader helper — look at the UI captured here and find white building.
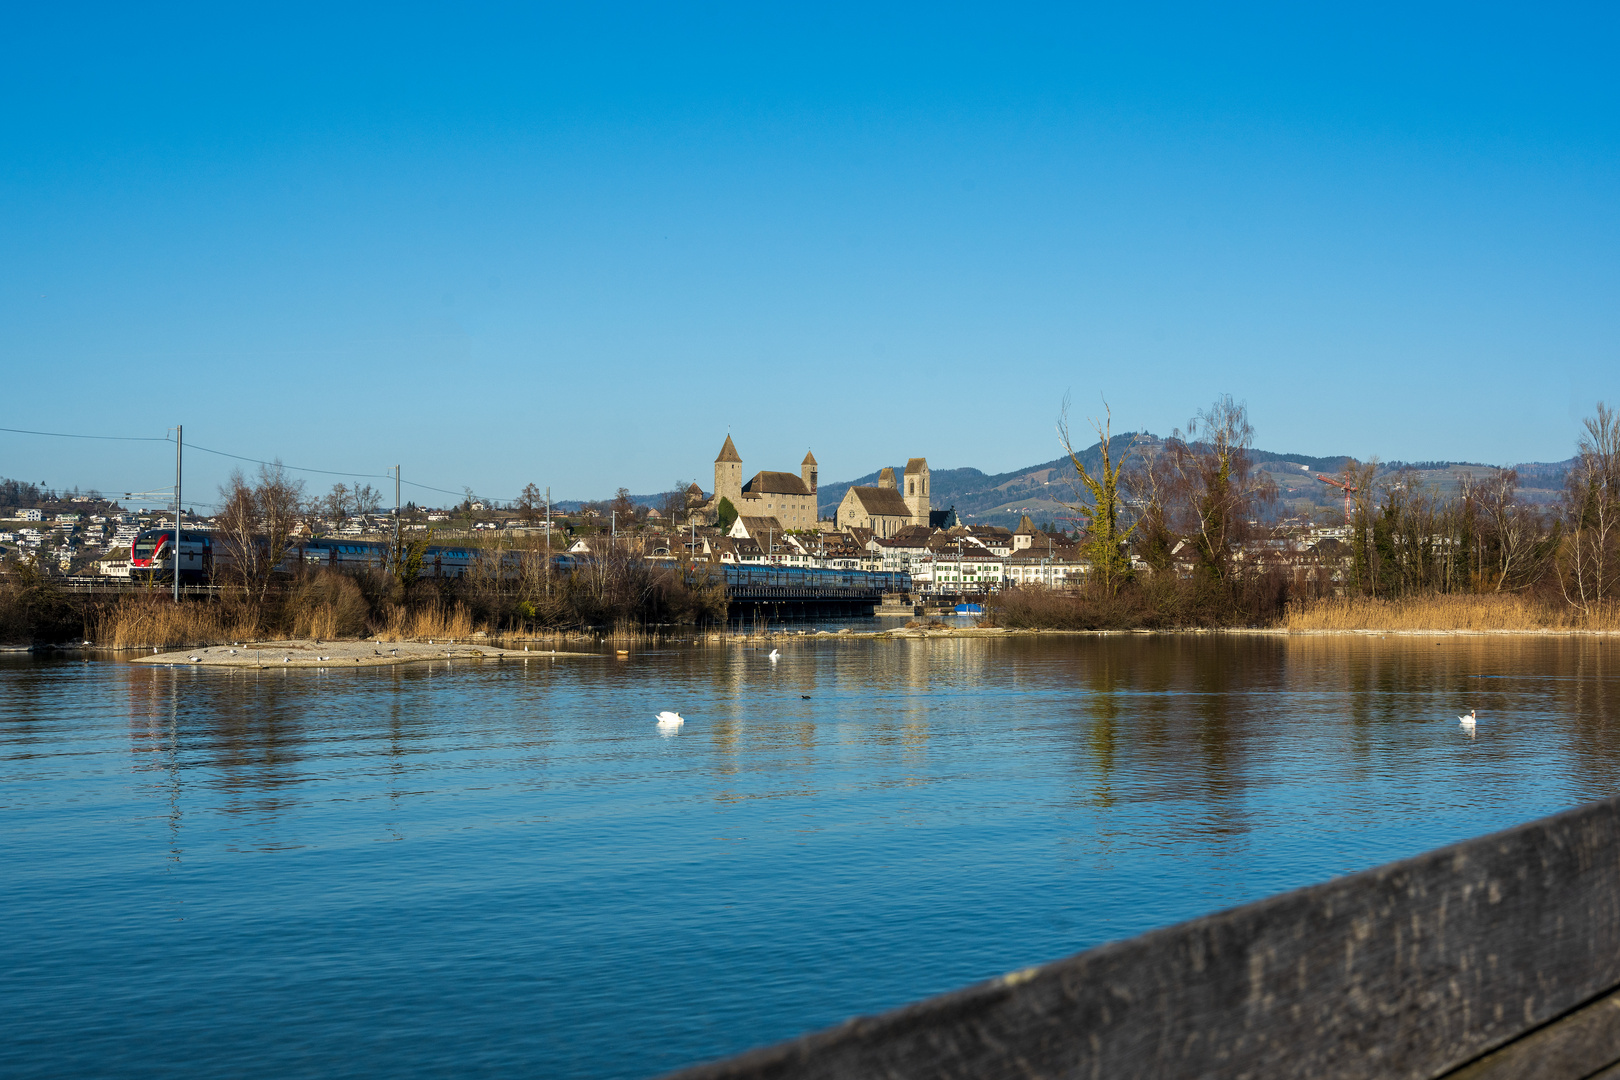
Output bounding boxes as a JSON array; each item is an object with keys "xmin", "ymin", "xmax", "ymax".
[
  {"xmin": 913, "ymin": 553, "xmax": 1005, "ymax": 594},
  {"xmin": 1003, "ymin": 554, "xmax": 1091, "ymax": 587}
]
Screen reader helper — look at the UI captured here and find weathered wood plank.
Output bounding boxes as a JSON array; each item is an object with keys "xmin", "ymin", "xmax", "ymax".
[
  {"xmin": 662, "ymin": 796, "xmax": 1620, "ymax": 1080},
  {"xmin": 1439, "ymin": 989, "xmax": 1620, "ymax": 1080}
]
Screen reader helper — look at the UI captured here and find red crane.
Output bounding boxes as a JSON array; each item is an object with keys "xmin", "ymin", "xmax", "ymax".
[{"xmin": 1316, "ymin": 474, "xmax": 1358, "ymax": 524}]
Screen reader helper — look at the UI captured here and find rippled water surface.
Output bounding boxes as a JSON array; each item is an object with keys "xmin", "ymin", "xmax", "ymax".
[{"xmin": 4, "ymin": 634, "xmax": 1620, "ymax": 1078}]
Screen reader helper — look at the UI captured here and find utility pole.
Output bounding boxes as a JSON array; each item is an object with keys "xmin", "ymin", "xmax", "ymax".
[
  {"xmin": 392, "ymin": 465, "xmax": 401, "ymax": 576},
  {"xmin": 173, "ymin": 424, "xmax": 182, "ymax": 603},
  {"xmin": 544, "ymin": 487, "xmax": 551, "ymax": 599}
]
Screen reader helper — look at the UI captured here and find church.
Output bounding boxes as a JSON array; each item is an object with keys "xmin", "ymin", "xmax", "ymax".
[{"xmin": 835, "ymin": 458, "xmax": 932, "ymax": 538}]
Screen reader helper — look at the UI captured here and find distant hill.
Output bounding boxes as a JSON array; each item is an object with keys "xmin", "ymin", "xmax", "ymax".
[
  {"xmin": 817, "ymin": 438, "xmax": 1575, "ymax": 528},
  {"xmin": 597, "ymin": 441, "xmax": 1573, "ymax": 527}
]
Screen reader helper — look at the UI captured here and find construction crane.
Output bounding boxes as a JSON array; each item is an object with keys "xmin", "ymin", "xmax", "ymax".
[{"xmin": 1316, "ymin": 474, "xmax": 1358, "ymax": 524}]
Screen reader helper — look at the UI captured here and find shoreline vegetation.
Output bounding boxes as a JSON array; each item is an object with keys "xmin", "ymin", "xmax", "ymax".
[
  {"xmin": 10, "ymin": 590, "xmax": 1620, "ymax": 655},
  {"xmin": 5, "ymin": 396, "xmax": 1619, "ymax": 648}
]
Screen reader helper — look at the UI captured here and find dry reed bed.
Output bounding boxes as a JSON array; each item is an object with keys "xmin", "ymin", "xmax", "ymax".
[
  {"xmin": 93, "ymin": 597, "xmax": 262, "ymax": 649},
  {"xmin": 93, "ymin": 594, "xmax": 655, "ymax": 649},
  {"xmin": 1285, "ymin": 595, "xmax": 1620, "ymax": 632}
]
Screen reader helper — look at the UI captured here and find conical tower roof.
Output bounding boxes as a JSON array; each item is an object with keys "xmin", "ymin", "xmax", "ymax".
[
  {"xmin": 1016, "ymin": 515, "xmax": 1039, "ymax": 534},
  {"xmin": 802, "ymin": 449, "xmax": 817, "ymax": 465},
  {"xmin": 715, "ymin": 435, "xmax": 742, "ymax": 463}
]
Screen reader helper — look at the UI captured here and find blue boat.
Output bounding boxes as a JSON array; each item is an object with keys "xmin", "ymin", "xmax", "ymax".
[{"xmin": 953, "ymin": 603, "xmax": 984, "ymax": 616}]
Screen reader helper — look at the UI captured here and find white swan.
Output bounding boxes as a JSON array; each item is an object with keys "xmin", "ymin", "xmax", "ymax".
[
  {"xmin": 1459, "ymin": 709, "xmax": 1477, "ymax": 731},
  {"xmin": 768, "ymin": 649, "xmax": 780, "ymax": 661},
  {"xmin": 656, "ymin": 711, "xmax": 684, "ymax": 732}
]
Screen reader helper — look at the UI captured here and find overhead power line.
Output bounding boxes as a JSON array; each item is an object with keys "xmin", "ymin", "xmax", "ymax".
[
  {"xmin": 184, "ymin": 440, "xmax": 394, "ymax": 481},
  {"xmin": 2, "ymin": 423, "xmax": 518, "ymax": 504},
  {"xmin": 0, "ymin": 425, "xmax": 169, "ymax": 442}
]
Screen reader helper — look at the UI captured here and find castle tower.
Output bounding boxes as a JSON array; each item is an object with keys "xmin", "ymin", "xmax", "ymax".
[
  {"xmin": 714, "ymin": 435, "xmax": 743, "ymax": 509},
  {"xmin": 878, "ymin": 466, "xmax": 897, "ymax": 490},
  {"xmin": 904, "ymin": 458, "xmax": 930, "ymax": 522},
  {"xmin": 801, "ymin": 450, "xmax": 817, "ymax": 496}
]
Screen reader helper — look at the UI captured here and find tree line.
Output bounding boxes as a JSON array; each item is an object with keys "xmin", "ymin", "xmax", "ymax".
[{"xmin": 997, "ymin": 397, "xmax": 1620, "ymax": 628}]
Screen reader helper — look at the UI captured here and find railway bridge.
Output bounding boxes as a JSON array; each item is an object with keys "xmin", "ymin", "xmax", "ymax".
[{"xmin": 692, "ymin": 565, "xmax": 910, "ymax": 621}]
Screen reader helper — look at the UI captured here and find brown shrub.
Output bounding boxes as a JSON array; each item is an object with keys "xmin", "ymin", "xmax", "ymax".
[{"xmin": 285, "ymin": 571, "xmax": 371, "ymax": 639}]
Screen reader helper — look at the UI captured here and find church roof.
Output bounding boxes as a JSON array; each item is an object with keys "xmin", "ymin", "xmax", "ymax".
[
  {"xmin": 715, "ymin": 435, "xmax": 742, "ymax": 464},
  {"xmin": 1015, "ymin": 515, "xmax": 1041, "ymax": 535},
  {"xmin": 877, "ymin": 466, "xmax": 897, "ymax": 488},
  {"xmin": 848, "ymin": 486, "xmax": 913, "ymax": 518},
  {"xmin": 743, "ymin": 471, "xmax": 811, "ymax": 496},
  {"xmin": 802, "ymin": 449, "xmax": 817, "ymax": 465},
  {"xmin": 904, "ymin": 457, "xmax": 928, "ymax": 474}
]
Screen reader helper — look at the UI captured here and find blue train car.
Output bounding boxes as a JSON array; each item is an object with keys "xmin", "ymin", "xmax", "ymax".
[{"xmin": 718, "ymin": 564, "xmax": 910, "ymax": 593}]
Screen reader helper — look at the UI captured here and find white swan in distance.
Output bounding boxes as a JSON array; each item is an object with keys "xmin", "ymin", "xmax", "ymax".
[
  {"xmin": 656, "ymin": 711, "xmax": 684, "ymax": 732},
  {"xmin": 1459, "ymin": 709, "xmax": 1477, "ymax": 732},
  {"xmin": 768, "ymin": 649, "xmax": 780, "ymax": 661}
]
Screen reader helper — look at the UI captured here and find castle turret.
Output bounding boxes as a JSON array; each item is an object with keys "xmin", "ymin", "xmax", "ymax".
[
  {"xmin": 903, "ymin": 457, "xmax": 930, "ymax": 522},
  {"xmin": 878, "ymin": 467, "xmax": 897, "ymax": 490},
  {"xmin": 714, "ymin": 435, "xmax": 743, "ymax": 510},
  {"xmin": 801, "ymin": 450, "xmax": 817, "ymax": 496}
]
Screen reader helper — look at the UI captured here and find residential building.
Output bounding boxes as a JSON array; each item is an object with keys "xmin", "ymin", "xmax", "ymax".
[
  {"xmin": 1004, "ymin": 552, "xmax": 1091, "ymax": 587},
  {"xmin": 914, "ymin": 551, "xmax": 1006, "ymax": 594}
]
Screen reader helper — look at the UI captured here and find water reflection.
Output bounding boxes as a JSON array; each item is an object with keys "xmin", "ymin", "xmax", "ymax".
[{"xmin": 3, "ymin": 635, "xmax": 1620, "ymax": 1080}]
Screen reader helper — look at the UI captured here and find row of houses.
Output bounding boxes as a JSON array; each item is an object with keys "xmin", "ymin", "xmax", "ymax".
[{"xmin": 562, "ymin": 514, "xmax": 1096, "ymax": 595}]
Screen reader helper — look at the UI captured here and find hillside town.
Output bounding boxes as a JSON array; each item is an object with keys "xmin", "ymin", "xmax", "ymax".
[{"xmin": 0, "ymin": 435, "xmax": 1355, "ymax": 599}]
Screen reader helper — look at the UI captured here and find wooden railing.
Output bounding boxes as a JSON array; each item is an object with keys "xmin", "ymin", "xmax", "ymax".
[{"xmin": 665, "ymin": 795, "xmax": 1620, "ymax": 1080}]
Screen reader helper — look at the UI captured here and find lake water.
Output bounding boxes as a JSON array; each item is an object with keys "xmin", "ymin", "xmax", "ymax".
[{"xmin": 4, "ymin": 634, "xmax": 1619, "ymax": 1079}]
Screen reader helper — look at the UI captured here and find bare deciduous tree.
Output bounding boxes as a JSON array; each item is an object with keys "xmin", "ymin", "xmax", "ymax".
[
  {"xmin": 658, "ymin": 480, "xmax": 692, "ymax": 525},
  {"xmin": 1560, "ymin": 403, "xmax": 1620, "ymax": 613},
  {"xmin": 349, "ymin": 483, "xmax": 381, "ymax": 517},
  {"xmin": 321, "ymin": 483, "xmax": 351, "ymax": 524},
  {"xmin": 517, "ymin": 483, "xmax": 543, "ymax": 525},
  {"xmin": 215, "ymin": 463, "xmax": 306, "ymax": 601},
  {"xmin": 1466, "ymin": 469, "xmax": 1557, "ymax": 593},
  {"xmin": 1157, "ymin": 396, "xmax": 1276, "ymax": 581},
  {"xmin": 610, "ymin": 487, "xmax": 641, "ymax": 528}
]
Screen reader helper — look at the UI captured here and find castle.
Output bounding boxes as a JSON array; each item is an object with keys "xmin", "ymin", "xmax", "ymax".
[{"xmin": 705, "ymin": 435, "xmax": 820, "ymax": 532}]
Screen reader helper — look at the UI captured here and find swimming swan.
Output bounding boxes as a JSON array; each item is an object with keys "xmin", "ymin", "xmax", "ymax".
[
  {"xmin": 656, "ymin": 711, "xmax": 684, "ymax": 732},
  {"xmin": 1459, "ymin": 709, "xmax": 1477, "ymax": 731}
]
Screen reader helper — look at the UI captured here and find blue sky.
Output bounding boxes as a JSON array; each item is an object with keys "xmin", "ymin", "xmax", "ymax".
[{"xmin": 3, "ymin": 4, "xmax": 1618, "ymax": 508}]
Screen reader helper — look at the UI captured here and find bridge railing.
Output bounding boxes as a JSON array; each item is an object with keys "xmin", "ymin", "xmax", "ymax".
[{"xmin": 665, "ymin": 795, "xmax": 1620, "ymax": 1080}]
